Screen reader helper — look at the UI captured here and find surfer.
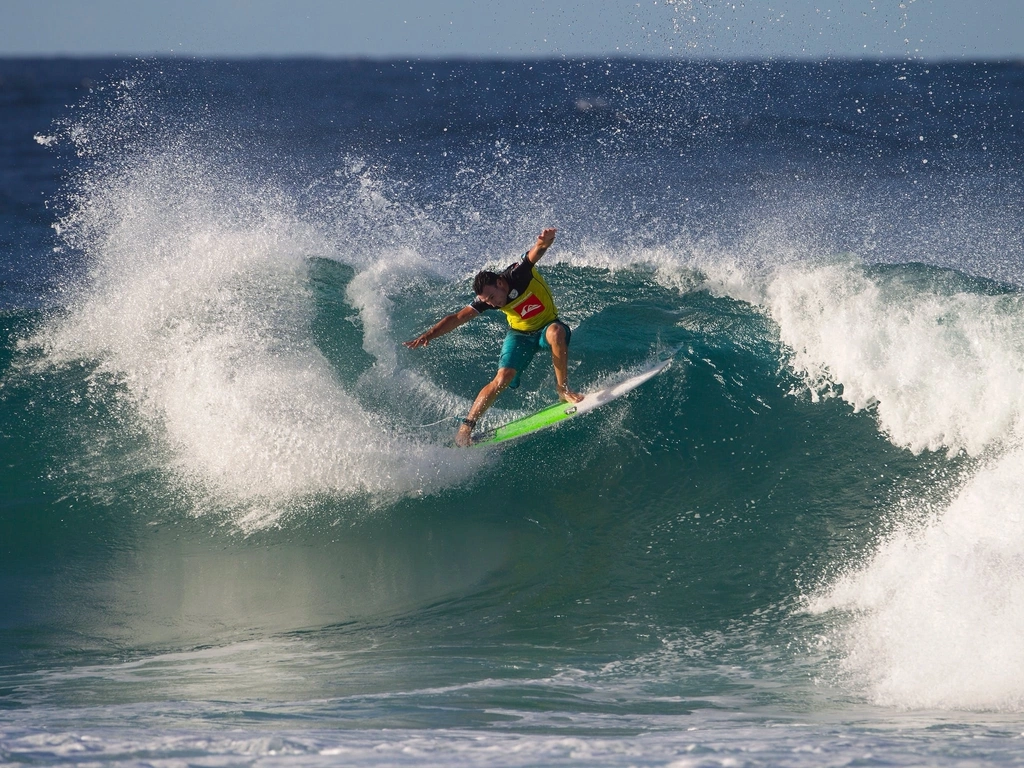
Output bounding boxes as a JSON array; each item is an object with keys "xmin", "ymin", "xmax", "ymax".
[{"xmin": 404, "ymin": 227, "xmax": 584, "ymax": 446}]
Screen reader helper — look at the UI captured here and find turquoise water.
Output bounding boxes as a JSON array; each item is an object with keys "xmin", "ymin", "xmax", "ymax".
[{"xmin": 3, "ymin": 58, "xmax": 1024, "ymax": 765}]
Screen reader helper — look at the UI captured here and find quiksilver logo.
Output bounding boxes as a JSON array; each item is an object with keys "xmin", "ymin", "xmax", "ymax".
[{"xmin": 517, "ymin": 300, "xmax": 545, "ymax": 319}]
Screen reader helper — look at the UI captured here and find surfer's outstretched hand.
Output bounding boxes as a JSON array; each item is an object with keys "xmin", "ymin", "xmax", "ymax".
[{"xmin": 526, "ymin": 227, "xmax": 557, "ymax": 264}]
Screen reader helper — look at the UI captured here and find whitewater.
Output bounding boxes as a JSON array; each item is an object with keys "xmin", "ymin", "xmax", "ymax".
[{"xmin": 3, "ymin": 57, "xmax": 1024, "ymax": 766}]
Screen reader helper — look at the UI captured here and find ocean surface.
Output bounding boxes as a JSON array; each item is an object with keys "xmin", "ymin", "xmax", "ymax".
[{"xmin": 3, "ymin": 56, "xmax": 1024, "ymax": 766}]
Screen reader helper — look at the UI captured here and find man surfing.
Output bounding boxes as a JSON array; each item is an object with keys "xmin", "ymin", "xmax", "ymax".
[{"xmin": 404, "ymin": 227, "xmax": 583, "ymax": 447}]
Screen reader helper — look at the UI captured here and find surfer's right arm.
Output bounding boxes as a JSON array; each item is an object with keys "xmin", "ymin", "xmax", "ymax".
[{"xmin": 403, "ymin": 305, "xmax": 479, "ymax": 349}]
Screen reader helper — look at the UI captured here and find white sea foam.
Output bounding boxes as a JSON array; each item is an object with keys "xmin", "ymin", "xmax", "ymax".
[
  {"xmin": 761, "ymin": 260, "xmax": 1024, "ymax": 456},
  {"xmin": 729, "ymin": 258, "xmax": 1024, "ymax": 710},
  {"xmin": 810, "ymin": 446, "xmax": 1024, "ymax": 710},
  {"xmin": 33, "ymin": 152, "xmax": 484, "ymax": 528}
]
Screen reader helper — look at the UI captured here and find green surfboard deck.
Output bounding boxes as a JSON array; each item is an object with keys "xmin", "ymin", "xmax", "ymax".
[
  {"xmin": 471, "ymin": 354, "xmax": 675, "ymax": 447},
  {"xmin": 483, "ymin": 401, "xmax": 579, "ymax": 444}
]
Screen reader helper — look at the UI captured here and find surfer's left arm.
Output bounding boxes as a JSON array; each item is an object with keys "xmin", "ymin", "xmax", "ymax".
[{"xmin": 525, "ymin": 227, "xmax": 557, "ymax": 265}]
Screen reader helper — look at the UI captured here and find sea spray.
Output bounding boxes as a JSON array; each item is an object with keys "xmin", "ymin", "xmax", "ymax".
[
  {"xmin": 744, "ymin": 260, "xmax": 1024, "ymax": 710},
  {"xmin": 765, "ymin": 261, "xmax": 1024, "ymax": 456},
  {"xmin": 31, "ymin": 149, "xmax": 484, "ymax": 527},
  {"xmin": 810, "ymin": 446, "xmax": 1024, "ymax": 710}
]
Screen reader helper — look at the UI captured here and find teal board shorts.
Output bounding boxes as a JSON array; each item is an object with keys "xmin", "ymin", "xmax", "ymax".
[{"xmin": 498, "ymin": 319, "xmax": 572, "ymax": 389}]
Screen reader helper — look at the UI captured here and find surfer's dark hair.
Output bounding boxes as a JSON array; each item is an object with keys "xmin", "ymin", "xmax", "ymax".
[{"xmin": 473, "ymin": 270, "xmax": 500, "ymax": 295}]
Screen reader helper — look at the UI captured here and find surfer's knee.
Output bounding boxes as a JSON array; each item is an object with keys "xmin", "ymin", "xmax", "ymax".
[
  {"xmin": 494, "ymin": 367, "xmax": 517, "ymax": 389},
  {"xmin": 545, "ymin": 322, "xmax": 567, "ymax": 348}
]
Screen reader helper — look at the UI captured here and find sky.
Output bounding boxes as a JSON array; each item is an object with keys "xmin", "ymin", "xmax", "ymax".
[{"xmin": 1, "ymin": 0, "xmax": 1022, "ymax": 60}]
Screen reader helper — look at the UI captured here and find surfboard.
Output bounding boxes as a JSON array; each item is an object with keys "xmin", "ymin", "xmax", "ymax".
[{"xmin": 472, "ymin": 354, "xmax": 674, "ymax": 447}]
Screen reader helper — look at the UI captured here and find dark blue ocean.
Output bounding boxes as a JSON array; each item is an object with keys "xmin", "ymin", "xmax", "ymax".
[{"xmin": 3, "ymin": 56, "xmax": 1024, "ymax": 766}]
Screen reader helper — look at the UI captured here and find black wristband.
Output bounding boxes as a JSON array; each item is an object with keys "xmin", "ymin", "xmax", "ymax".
[{"xmin": 462, "ymin": 418, "xmax": 477, "ymax": 429}]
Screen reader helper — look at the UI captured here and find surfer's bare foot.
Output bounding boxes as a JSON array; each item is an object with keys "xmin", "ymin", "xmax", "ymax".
[
  {"xmin": 559, "ymin": 387, "xmax": 583, "ymax": 404},
  {"xmin": 455, "ymin": 422, "xmax": 474, "ymax": 447}
]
